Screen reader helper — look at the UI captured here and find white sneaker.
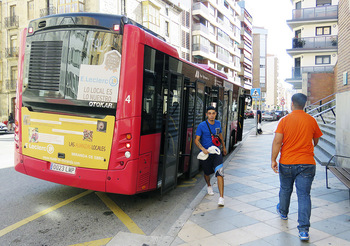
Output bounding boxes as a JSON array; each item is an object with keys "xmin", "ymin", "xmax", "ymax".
[
  {"xmin": 207, "ymin": 186, "xmax": 214, "ymax": 196},
  {"xmin": 218, "ymin": 197, "xmax": 224, "ymax": 207}
]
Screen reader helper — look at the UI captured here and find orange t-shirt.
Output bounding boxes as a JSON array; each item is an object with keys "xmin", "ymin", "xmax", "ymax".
[{"xmin": 275, "ymin": 110, "xmax": 323, "ymax": 165}]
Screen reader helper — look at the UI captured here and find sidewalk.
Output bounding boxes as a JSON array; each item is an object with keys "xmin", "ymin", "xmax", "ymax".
[{"xmin": 171, "ymin": 121, "xmax": 350, "ymax": 246}]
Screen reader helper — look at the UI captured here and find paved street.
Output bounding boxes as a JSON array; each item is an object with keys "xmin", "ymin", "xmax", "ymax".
[{"xmin": 0, "ymin": 119, "xmax": 261, "ymax": 246}]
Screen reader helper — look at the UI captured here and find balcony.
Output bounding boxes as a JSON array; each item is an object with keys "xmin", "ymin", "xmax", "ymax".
[
  {"xmin": 290, "ymin": 66, "xmax": 334, "ymax": 79},
  {"xmin": 4, "ymin": 16, "xmax": 19, "ymax": 29},
  {"xmin": 291, "ymin": 5, "xmax": 338, "ymax": 21},
  {"xmin": 192, "ymin": 43, "xmax": 209, "ymax": 56},
  {"xmin": 288, "ymin": 5, "xmax": 338, "ymax": 27},
  {"xmin": 6, "ymin": 79, "xmax": 17, "ymax": 92},
  {"xmin": 217, "ymin": 53, "xmax": 229, "ymax": 64},
  {"xmin": 5, "ymin": 47, "xmax": 19, "ymax": 58},
  {"xmin": 287, "ymin": 36, "xmax": 337, "ymax": 55},
  {"xmin": 192, "ymin": 23, "xmax": 209, "ymax": 35},
  {"xmin": 193, "ymin": 2, "xmax": 209, "ymax": 17},
  {"xmin": 40, "ymin": 6, "xmax": 57, "ymax": 17}
]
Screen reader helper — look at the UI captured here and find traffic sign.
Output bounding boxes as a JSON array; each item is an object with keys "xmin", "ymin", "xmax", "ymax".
[{"xmin": 251, "ymin": 88, "xmax": 261, "ymax": 99}]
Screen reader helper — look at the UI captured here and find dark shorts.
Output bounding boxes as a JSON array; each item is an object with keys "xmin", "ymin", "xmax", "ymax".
[{"xmin": 200, "ymin": 154, "xmax": 224, "ymax": 177}]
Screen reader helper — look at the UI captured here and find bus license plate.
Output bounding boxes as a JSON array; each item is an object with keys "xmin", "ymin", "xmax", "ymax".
[{"xmin": 50, "ymin": 163, "xmax": 76, "ymax": 175}]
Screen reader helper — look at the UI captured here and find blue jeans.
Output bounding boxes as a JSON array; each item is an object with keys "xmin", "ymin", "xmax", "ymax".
[{"xmin": 279, "ymin": 164, "xmax": 316, "ymax": 232}]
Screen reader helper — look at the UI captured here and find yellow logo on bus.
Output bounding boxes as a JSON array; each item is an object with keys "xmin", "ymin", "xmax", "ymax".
[{"xmin": 21, "ymin": 107, "xmax": 115, "ymax": 170}]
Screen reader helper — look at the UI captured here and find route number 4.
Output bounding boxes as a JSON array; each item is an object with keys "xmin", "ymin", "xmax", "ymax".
[{"xmin": 125, "ymin": 95, "xmax": 131, "ymax": 103}]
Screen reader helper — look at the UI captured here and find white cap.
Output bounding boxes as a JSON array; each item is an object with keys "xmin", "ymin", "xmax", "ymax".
[
  {"xmin": 197, "ymin": 152, "xmax": 209, "ymax": 160},
  {"xmin": 208, "ymin": 146, "xmax": 221, "ymax": 155}
]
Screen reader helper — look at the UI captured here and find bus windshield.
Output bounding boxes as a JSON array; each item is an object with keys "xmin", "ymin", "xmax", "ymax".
[{"xmin": 22, "ymin": 29, "xmax": 123, "ymax": 117}]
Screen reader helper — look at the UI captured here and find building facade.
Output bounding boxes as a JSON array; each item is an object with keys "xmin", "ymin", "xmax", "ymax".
[
  {"xmin": 237, "ymin": 0, "xmax": 252, "ymax": 89},
  {"xmin": 191, "ymin": 0, "xmax": 242, "ymax": 85},
  {"xmin": 286, "ymin": 0, "xmax": 338, "ymax": 103},
  {"xmin": 252, "ymin": 26, "xmax": 267, "ymax": 110},
  {"xmin": 266, "ymin": 54, "xmax": 278, "ymax": 110},
  {"xmin": 335, "ymin": 0, "xmax": 350, "ymax": 167}
]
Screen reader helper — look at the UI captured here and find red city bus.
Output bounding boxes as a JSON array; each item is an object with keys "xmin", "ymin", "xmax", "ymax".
[{"xmin": 14, "ymin": 13, "xmax": 249, "ymax": 195}]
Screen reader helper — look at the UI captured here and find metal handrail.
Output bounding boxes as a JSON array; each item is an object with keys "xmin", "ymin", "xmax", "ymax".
[
  {"xmin": 307, "ymin": 99, "xmax": 335, "ymax": 115},
  {"xmin": 326, "ymin": 155, "xmax": 350, "ymax": 189},
  {"xmin": 312, "ymin": 105, "xmax": 335, "ymax": 118},
  {"xmin": 305, "ymin": 92, "xmax": 336, "ymax": 111}
]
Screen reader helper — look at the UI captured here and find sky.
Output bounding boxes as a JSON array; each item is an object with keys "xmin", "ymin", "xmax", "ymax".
[{"xmin": 244, "ymin": 0, "xmax": 294, "ymax": 85}]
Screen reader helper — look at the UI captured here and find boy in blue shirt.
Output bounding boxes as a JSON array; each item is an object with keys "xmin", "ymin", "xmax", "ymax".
[{"xmin": 195, "ymin": 106, "xmax": 227, "ymax": 206}]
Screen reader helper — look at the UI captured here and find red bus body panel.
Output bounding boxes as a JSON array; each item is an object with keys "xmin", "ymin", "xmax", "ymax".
[
  {"xmin": 14, "ymin": 20, "xmax": 243, "ymax": 195},
  {"xmin": 14, "ymin": 24, "xmax": 177, "ymax": 195}
]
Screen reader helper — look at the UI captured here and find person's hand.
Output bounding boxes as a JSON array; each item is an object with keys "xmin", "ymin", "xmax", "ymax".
[
  {"xmin": 271, "ymin": 160, "xmax": 279, "ymax": 173},
  {"xmin": 222, "ymin": 147, "xmax": 227, "ymax": 156},
  {"xmin": 203, "ymin": 149, "xmax": 209, "ymax": 155}
]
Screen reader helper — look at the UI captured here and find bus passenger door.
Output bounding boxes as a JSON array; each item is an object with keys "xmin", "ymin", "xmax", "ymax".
[
  {"xmin": 236, "ymin": 95, "xmax": 246, "ymax": 141},
  {"xmin": 161, "ymin": 71, "xmax": 184, "ymax": 194},
  {"xmin": 189, "ymin": 81, "xmax": 205, "ymax": 178},
  {"xmin": 179, "ymin": 79, "xmax": 195, "ymax": 174}
]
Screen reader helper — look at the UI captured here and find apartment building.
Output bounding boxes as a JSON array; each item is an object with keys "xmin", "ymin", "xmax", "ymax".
[
  {"xmin": 0, "ymin": 0, "xmax": 184, "ymax": 121},
  {"xmin": 237, "ymin": 0, "xmax": 253, "ymax": 89},
  {"xmin": 335, "ymin": 0, "xmax": 350, "ymax": 166},
  {"xmin": 191, "ymin": 0, "xmax": 242, "ymax": 85},
  {"xmin": 266, "ymin": 54, "xmax": 278, "ymax": 110},
  {"xmin": 286, "ymin": 0, "xmax": 338, "ymax": 103},
  {"xmin": 252, "ymin": 26, "xmax": 267, "ymax": 110}
]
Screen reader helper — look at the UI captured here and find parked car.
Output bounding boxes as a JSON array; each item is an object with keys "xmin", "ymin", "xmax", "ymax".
[
  {"xmin": 244, "ymin": 110, "xmax": 254, "ymax": 119},
  {"xmin": 0, "ymin": 122, "xmax": 9, "ymax": 133},
  {"xmin": 275, "ymin": 110, "xmax": 287, "ymax": 120},
  {"xmin": 262, "ymin": 111, "xmax": 277, "ymax": 121}
]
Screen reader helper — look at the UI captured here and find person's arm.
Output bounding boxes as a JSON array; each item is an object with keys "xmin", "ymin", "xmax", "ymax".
[
  {"xmin": 271, "ymin": 133, "xmax": 283, "ymax": 173},
  {"xmin": 313, "ymin": 137, "xmax": 320, "ymax": 147},
  {"xmin": 195, "ymin": 135, "xmax": 209, "ymax": 154},
  {"xmin": 218, "ymin": 133, "xmax": 227, "ymax": 156}
]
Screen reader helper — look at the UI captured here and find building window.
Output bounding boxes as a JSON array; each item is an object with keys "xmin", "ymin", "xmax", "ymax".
[
  {"xmin": 182, "ymin": 11, "xmax": 190, "ymax": 28},
  {"xmin": 209, "ymin": 24, "xmax": 215, "ymax": 35},
  {"xmin": 210, "ymin": 42, "xmax": 215, "ymax": 53},
  {"xmin": 0, "ymin": 64, "xmax": 2, "ymax": 82},
  {"xmin": 209, "ymin": 4, "xmax": 215, "ymax": 17},
  {"xmin": 10, "ymin": 5, "xmax": 16, "ymax": 18},
  {"xmin": 58, "ymin": 0, "xmax": 84, "ymax": 14},
  {"xmin": 10, "ymin": 35, "xmax": 17, "ymax": 49},
  {"xmin": 316, "ymin": 26, "xmax": 331, "ymax": 35},
  {"xmin": 165, "ymin": 21, "xmax": 169, "ymax": 37},
  {"xmin": 165, "ymin": 7, "xmax": 168, "ymax": 16},
  {"xmin": 182, "ymin": 31, "xmax": 190, "ymax": 49},
  {"xmin": 27, "ymin": 1, "xmax": 34, "ymax": 20},
  {"xmin": 186, "ymin": 32, "xmax": 190, "ymax": 49},
  {"xmin": 315, "ymin": 55, "xmax": 331, "ymax": 64},
  {"xmin": 10, "ymin": 66, "xmax": 18, "ymax": 91},
  {"xmin": 142, "ymin": 1, "xmax": 160, "ymax": 32},
  {"xmin": 224, "ymin": 0, "xmax": 229, "ymax": 9},
  {"xmin": 316, "ymin": 0, "xmax": 331, "ymax": 6}
]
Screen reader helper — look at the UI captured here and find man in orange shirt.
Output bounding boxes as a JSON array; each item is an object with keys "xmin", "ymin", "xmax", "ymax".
[{"xmin": 271, "ymin": 93, "xmax": 323, "ymax": 241}]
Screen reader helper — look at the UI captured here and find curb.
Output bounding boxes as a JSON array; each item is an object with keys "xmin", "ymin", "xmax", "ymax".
[{"xmin": 107, "ymin": 127, "xmax": 256, "ymax": 246}]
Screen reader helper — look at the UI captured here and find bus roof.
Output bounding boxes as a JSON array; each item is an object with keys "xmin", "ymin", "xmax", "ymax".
[{"xmin": 28, "ymin": 12, "xmax": 165, "ymax": 41}]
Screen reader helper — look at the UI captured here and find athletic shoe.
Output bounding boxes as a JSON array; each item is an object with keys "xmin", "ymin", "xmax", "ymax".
[
  {"xmin": 276, "ymin": 203, "xmax": 288, "ymax": 220},
  {"xmin": 299, "ymin": 232, "xmax": 309, "ymax": 241},
  {"xmin": 207, "ymin": 186, "xmax": 214, "ymax": 196},
  {"xmin": 218, "ymin": 197, "xmax": 224, "ymax": 207}
]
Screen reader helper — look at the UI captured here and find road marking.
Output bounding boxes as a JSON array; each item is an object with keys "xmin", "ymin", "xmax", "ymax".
[
  {"xmin": 69, "ymin": 237, "xmax": 112, "ymax": 246},
  {"xmin": 96, "ymin": 192, "xmax": 145, "ymax": 235},
  {"xmin": 0, "ymin": 190, "xmax": 93, "ymax": 237},
  {"xmin": 177, "ymin": 174, "xmax": 202, "ymax": 188}
]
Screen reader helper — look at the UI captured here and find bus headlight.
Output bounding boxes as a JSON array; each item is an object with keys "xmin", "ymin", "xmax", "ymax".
[{"xmin": 125, "ymin": 151, "xmax": 131, "ymax": 158}]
